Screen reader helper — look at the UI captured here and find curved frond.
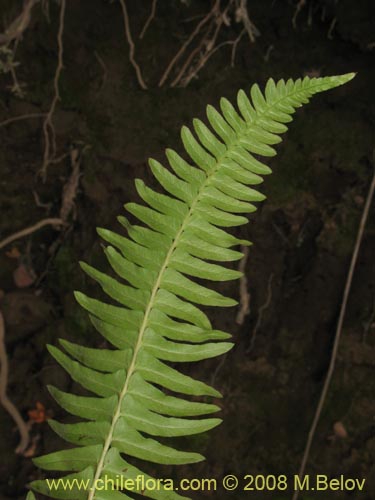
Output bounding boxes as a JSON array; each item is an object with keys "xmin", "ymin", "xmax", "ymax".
[{"xmin": 31, "ymin": 74, "xmax": 355, "ymax": 500}]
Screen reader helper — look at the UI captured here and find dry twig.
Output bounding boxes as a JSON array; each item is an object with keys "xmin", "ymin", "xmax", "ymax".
[
  {"xmin": 292, "ymin": 167, "xmax": 375, "ymax": 500},
  {"xmin": 307, "ymin": 1, "xmax": 313, "ymax": 26},
  {"xmin": 327, "ymin": 17, "xmax": 337, "ymax": 39},
  {"xmin": 139, "ymin": 0, "xmax": 157, "ymax": 39},
  {"xmin": 159, "ymin": 0, "xmax": 251, "ymax": 87},
  {"xmin": 118, "ymin": 0, "xmax": 147, "ymax": 89},
  {"xmin": 263, "ymin": 44, "xmax": 274, "ymax": 62},
  {"xmin": 179, "ymin": 39, "xmax": 234, "ymax": 88},
  {"xmin": 0, "ymin": 218, "xmax": 64, "ymax": 251},
  {"xmin": 158, "ymin": 0, "xmax": 220, "ymax": 87},
  {"xmin": 33, "ymin": 147, "xmax": 84, "ymax": 286},
  {"xmin": 32, "ymin": 190, "xmax": 52, "ymax": 212},
  {"xmin": 59, "ymin": 146, "xmax": 83, "ymax": 222},
  {"xmin": 0, "ymin": 0, "xmax": 39, "ymax": 46},
  {"xmin": 94, "ymin": 51, "xmax": 108, "ymax": 93},
  {"xmin": 1, "ymin": 146, "xmax": 84, "ymax": 252},
  {"xmin": 292, "ymin": 0, "xmax": 306, "ymax": 29},
  {"xmin": 7, "ymin": 40, "xmax": 25, "ymax": 97},
  {"xmin": 0, "ymin": 310, "xmax": 30, "ymax": 454},
  {"xmin": 231, "ymin": 28, "xmax": 246, "ymax": 67},
  {"xmin": 236, "ymin": 0, "xmax": 260, "ymax": 43},
  {"xmin": 41, "ymin": 0, "xmax": 50, "ymax": 23},
  {"xmin": 0, "ymin": 112, "xmax": 45, "ymax": 128},
  {"xmin": 170, "ymin": 29, "xmax": 209, "ymax": 88},
  {"xmin": 39, "ymin": 0, "xmax": 66, "ymax": 181},
  {"xmin": 176, "ymin": 0, "xmax": 235, "ymax": 88}
]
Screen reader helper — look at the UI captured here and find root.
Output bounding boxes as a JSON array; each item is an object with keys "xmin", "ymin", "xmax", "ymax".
[
  {"xmin": 174, "ymin": 0, "xmax": 235, "ymax": 88},
  {"xmin": 59, "ymin": 145, "xmax": 84, "ymax": 222},
  {"xmin": 118, "ymin": 0, "xmax": 147, "ymax": 89},
  {"xmin": 231, "ymin": 28, "xmax": 245, "ymax": 67},
  {"xmin": 292, "ymin": 0, "xmax": 306, "ymax": 29},
  {"xmin": 0, "ymin": 218, "xmax": 64, "ymax": 251},
  {"xmin": 158, "ymin": 0, "xmax": 220, "ymax": 87},
  {"xmin": 0, "ymin": 112, "xmax": 45, "ymax": 128},
  {"xmin": 139, "ymin": 0, "xmax": 157, "ymax": 39},
  {"xmin": 94, "ymin": 51, "xmax": 108, "ymax": 94},
  {"xmin": 160, "ymin": 0, "xmax": 257, "ymax": 88},
  {"xmin": 236, "ymin": 0, "xmax": 260, "ymax": 43},
  {"xmin": 292, "ymin": 165, "xmax": 375, "ymax": 500},
  {"xmin": 39, "ymin": 0, "xmax": 66, "ymax": 181},
  {"xmin": 327, "ymin": 17, "xmax": 337, "ymax": 39},
  {"xmin": 0, "ymin": 311, "xmax": 30, "ymax": 454},
  {"xmin": 0, "ymin": 0, "xmax": 39, "ymax": 46}
]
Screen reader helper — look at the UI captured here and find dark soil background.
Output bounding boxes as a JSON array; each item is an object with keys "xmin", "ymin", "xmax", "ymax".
[{"xmin": 0, "ymin": 0, "xmax": 374, "ymax": 499}]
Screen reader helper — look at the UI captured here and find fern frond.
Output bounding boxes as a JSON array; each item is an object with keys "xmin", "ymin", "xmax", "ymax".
[{"xmin": 31, "ymin": 74, "xmax": 355, "ymax": 499}]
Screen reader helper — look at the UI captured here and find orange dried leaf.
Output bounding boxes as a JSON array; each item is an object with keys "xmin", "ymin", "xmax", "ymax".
[
  {"xmin": 333, "ymin": 421, "xmax": 348, "ymax": 439},
  {"xmin": 5, "ymin": 247, "xmax": 21, "ymax": 259},
  {"xmin": 28, "ymin": 402, "xmax": 47, "ymax": 423},
  {"xmin": 13, "ymin": 264, "xmax": 36, "ymax": 288}
]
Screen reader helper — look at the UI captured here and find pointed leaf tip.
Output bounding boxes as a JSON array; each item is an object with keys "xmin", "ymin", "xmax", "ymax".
[
  {"xmin": 331, "ymin": 72, "xmax": 356, "ymax": 87},
  {"xmin": 74, "ymin": 290, "xmax": 84, "ymax": 302},
  {"xmin": 339, "ymin": 72, "xmax": 356, "ymax": 83},
  {"xmin": 323, "ymin": 72, "xmax": 356, "ymax": 90}
]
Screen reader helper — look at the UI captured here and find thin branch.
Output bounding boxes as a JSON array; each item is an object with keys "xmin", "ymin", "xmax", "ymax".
[
  {"xmin": 182, "ymin": 13, "xmax": 207, "ymax": 24},
  {"xmin": 41, "ymin": 0, "xmax": 50, "ymax": 23},
  {"xmin": 0, "ymin": 310, "xmax": 30, "ymax": 454},
  {"xmin": 292, "ymin": 167, "xmax": 375, "ymax": 500},
  {"xmin": 40, "ymin": 0, "xmax": 66, "ymax": 181},
  {"xmin": 292, "ymin": 0, "xmax": 306, "ymax": 29},
  {"xmin": 94, "ymin": 50, "xmax": 108, "ymax": 93},
  {"xmin": 33, "ymin": 189, "xmax": 52, "ymax": 211},
  {"xmin": 158, "ymin": 0, "xmax": 220, "ymax": 87},
  {"xmin": 263, "ymin": 44, "xmax": 274, "ymax": 62},
  {"xmin": 179, "ymin": 39, "xmax": 235, "ymax": 88},
  {"xmin": 307, "ymin": 1, "xmax": 313, "ymax": 26},
  {"xmin": 175, "ymin": 0, "xmax": 235, "ymax": 88},
  {"xmin": 49, "ymin": 150, "xmax": 70, "ymax": 165},
  {"xmin": 231, "ymin": 28, "xmax": 246, "ymax": 67},
  {"xmin": 59, "ymin": 146, "xmax": 84, "ymax": 222},
  {"xmin": 0, "ymin": 218, "xmax": 64, "ymax": 251},
  {"xmin": 327, "ymin": 17, "xmax": 337, "ymax": 40},
  {"xmin": 0, "ymin": 112, "xmax": 45, "ymax": 128},
  {"xmin": 139, "ymin": 0, "xmax": 157, "ymax": 39},
  {"xmin": 0, "ymin": 0, "xmax": 39, "ymax": 46},
  {"xmin": 170, "ymin": 30, "xmax": 207, "ymax": 88},
  {"xmin": 8, "ymin": 40, "xmax": 25, "ymax": 98},
  {"xmin": 237, "ymin": 0, "xmax": 260, "ymax": 43},
  {"xmin": 118, "ymin": 0, "xmax": 147, "ymax": 89}
]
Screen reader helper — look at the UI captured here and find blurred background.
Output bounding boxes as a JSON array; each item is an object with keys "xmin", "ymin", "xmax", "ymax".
[{"xmin": 0, "ymin": 0, "xmax": 374, "ymax": 498}]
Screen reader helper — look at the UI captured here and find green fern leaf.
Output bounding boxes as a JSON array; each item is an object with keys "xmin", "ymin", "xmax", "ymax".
[{"xmin": 31, "ymin": 73, "xmax": 355, "ymax": 499}]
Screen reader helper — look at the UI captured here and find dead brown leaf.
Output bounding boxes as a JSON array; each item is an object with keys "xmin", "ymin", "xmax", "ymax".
[{"xmin": 13, "ymin": 264, "xmax": 36, "ymax": 288}]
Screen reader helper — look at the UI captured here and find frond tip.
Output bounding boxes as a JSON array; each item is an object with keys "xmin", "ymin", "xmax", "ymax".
[{"xmin": 31, "ymin": 73, "xmax": 355, "ymax": 499}]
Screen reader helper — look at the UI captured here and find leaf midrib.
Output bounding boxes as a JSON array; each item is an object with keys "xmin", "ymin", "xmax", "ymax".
[{"xmin": 87, "ymin": 80, "xmax": 325, "ymax": 499}]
